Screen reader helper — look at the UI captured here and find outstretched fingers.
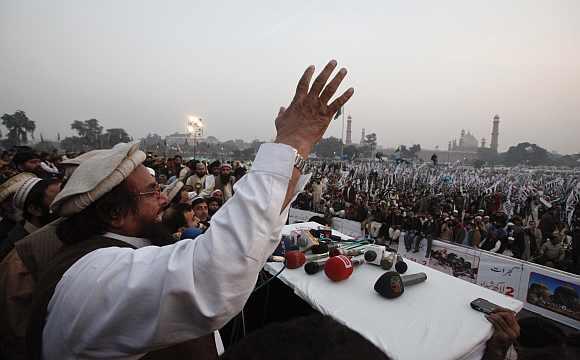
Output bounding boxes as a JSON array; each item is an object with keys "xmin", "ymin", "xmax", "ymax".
[
  {"xmin": 293, "ymin": 65, "xmax": 315, "ymax": 103},
  {"xmin": 308, "ymin": 60, "xmax": 338, "ymax": 98},
  {"xmin": 327, "ymin": 87, "xmax": 355, "ymax": 117},
  {"xmin": 320, "ymin": 67, "xmax": 348, "ymax": 104}
]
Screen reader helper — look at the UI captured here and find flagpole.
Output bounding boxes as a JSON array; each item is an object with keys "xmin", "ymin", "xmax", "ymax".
[{"xmin": 340, "ymin": 107, "xmax": 345, "ymax": 160}]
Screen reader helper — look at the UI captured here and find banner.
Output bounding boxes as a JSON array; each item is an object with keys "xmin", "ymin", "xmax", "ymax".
[
  {"xmin": 332, "ymin": 218, "xmax": 364, "ymax": 239},
  {"xmin": 399, "ymin": 238, "xmax": 579, "ymax": 329},
  {"xmin": 520, "ymin": 264, "xmax": 580, "ymax": 329},
  {"xmin": 427, "ymin": 241, "xmax": 480, "ymax": 284},
  {"xmin": 477, "ymin": 254, "xmax": 523, "ymax": 298}
]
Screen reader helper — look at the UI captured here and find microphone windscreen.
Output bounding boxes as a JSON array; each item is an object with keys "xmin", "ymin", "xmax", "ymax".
[
  {"xmin": 395, "ymin": 260, "xmax": 408, "ymax": 274},
  {"xmin": 364, "ymin": 250, "xmax": 377, "ymax": 262},
  {"xmin": 311, "ymin": 243, "xmax": 329, "ymax": 254},
  {"xmin": 285, "ymin": 250, "xmax": 306, "ymax": 269},
  {"xmin": 324, "ymin": 255, "xmax": 354, "ymax": 282},
  {"xmin": 374, "ymin": 271, "xmax": 403, "ymax": 299},
  {"xmin": 304, "ymin": 262, "xmax": 324, "ymax": 275},
  {"xmin": 380, "ymin": 257, "xmax": 393, "ymax": 270}
]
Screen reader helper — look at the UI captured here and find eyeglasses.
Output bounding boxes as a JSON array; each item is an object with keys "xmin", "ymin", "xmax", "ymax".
[{"xmin": 136, "ymin": 184, "xmax": 162, "ymax": 198}]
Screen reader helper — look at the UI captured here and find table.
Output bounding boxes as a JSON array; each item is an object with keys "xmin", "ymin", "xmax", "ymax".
[{"xmin": 264, "ymin": 222, "xmax": 523, "ymax": 360}]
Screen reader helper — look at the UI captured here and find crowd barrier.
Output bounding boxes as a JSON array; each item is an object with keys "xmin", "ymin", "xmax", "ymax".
[{"xmin": 288, "ymin": 208, "xmax": 580, "ymax": 329}]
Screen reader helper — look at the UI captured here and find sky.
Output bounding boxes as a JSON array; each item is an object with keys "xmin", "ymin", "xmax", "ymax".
[{"xmin": 1, "ymin": 0, "xmax": 579, "ymax": 154}]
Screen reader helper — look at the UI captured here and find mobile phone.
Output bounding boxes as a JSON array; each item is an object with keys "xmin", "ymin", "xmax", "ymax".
[{"xmin": 470, "ymin": 298, "xmax": 500, "ymax": 315}]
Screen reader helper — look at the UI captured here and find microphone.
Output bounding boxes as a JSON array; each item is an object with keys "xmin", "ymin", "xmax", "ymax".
[
  {"xmin": 380, "ymin": 253, "xmax": 395, "ymax": 270},
  {"xmin": 395, "ymin": 255, "xmax": 408, "ymax": 274},
  {"xmin": 304, "ymin": 260, "xmax": 326, "ymax": 275},
  {"xmin": 310, "ymin": 243, "xmax": 329, "ymax": 255},
  {"xmin": 285, "ymin": 250, "xmax": 306, "ymax": 269},
  {"xmin": 324, "ymin": 255, "xmax": 364, "ymax": 282},
  {"xmin": 330, "ymin": 247, "xmax": 365, "ymax": 257},
  {"xmin": 374, "ymin": 272, "xmax": 427, "ymax": 299}
]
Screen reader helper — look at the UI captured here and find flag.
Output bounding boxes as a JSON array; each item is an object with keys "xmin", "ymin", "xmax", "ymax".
[{"xmin": 334, "ymin": 106, "xmax": 342, "ymax": 120}]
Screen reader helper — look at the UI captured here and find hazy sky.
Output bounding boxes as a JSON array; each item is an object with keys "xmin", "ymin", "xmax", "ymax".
[{"xmin": 1, "ymin": 0, "xmax": 579, "ymax": 153}]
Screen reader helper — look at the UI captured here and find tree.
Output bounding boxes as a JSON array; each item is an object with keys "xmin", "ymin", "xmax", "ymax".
[
  {"xmin": 71, "ymin": 119, "xmax": 103, "ymax": 148},
  {"xmin": 314, "ymin": 137, "xmax": 342, "ymax": 158},
  {"xmin": 1, "ymin": 110, "xmax": 36, "ymax": 146},
  {"xmin": 500, "ymin": 142, "xmax": 551, "ymax": 166},
  {"xmin": 103, "ymin": 128, "xmax": 131, "ymax": 147}
]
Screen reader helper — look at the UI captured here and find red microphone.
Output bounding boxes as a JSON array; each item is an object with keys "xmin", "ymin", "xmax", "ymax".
[
  {"xmin": 324, "ymin": 255, "xmax": 363, "ymax": 282},
  {"xmin": 285, "ymin": 250, "xmax": 306, "ymax": 269}
]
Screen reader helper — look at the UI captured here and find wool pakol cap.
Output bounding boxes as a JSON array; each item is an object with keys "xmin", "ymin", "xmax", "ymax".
[
  {"xmin": 51, "ymin": 142, "xmax": 146, "ymax": 217},
  {"xmin": 13, "ymin": 177, "xmax": 42, "ymax": 210},
  {"xmin": 60, "ymin": 149, "xmax": 111, "ymax": 166},
  {"xmin": 0, "ymin": 172, "xmax": 38, "ymax": 203}
]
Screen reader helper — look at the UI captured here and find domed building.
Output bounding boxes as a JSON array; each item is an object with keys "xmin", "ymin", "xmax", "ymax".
[{"xmin": 450, "ymin": 129, "xmax": 479, "ymax": 152}]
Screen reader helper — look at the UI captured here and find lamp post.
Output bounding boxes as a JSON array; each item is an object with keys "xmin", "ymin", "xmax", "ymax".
[{"xmin": 187, "ymin": 115, "xmax": 204, "ymax": 158}]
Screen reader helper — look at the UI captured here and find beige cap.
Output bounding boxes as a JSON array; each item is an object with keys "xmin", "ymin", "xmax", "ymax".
[
  {"xmin": 0, "ymin": 172, "xmax": 38, "ymax": 203},
  {"xmin": 51, "ymin": 142, "xmax": 146, "ymax": 217},
  {"xmin": 13, "ymin": 177, "xmax": 43, "ymax": 210}
]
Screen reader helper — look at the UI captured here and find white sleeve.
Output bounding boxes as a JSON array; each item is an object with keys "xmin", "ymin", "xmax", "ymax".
[
  {"xmin": 200, "ymin": 175, "xmax": 215, "ymax": 198},
  {"xmin": 44, "ymin": 143, "xmax": 310, "ymax": 359},
  {"xmin": 490, "ymin": 240, "xmax": 502, "ymax": 253}
]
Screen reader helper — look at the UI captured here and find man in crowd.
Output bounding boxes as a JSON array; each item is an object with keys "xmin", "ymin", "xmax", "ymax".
[
  {"xmin": 539, "ymin": 235, "xmax": 566, "ymax": 268},
  {"xmin": 186, "ymin": 161, "xmax": 211, "ymax": 196},
  {"xmin": 191, "ymin": 196, "xmax": 210, "ymax": 230},
  {"xmin": 12, "ymin": 150, "xmax": 42, "ymax": 175},
  {"xmin": 31, "ymin": 60, "xmax": 354, "ymax": 359},
  {"xmin": 0, "ymin": 178, "xmax": 61, "ymax": 258},
  {"xmin": 214, "ymin": 163, "xmax": 236, "ymax": 201},
  {"xmin": 0, "ymin": 172, "xmax": 38, "ymax": 244},
  {"xmin": 207, "ymin": 197, "xmax": 221, "ymax": 219}
]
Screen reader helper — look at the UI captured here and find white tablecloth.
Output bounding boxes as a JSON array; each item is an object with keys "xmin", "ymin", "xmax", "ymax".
[{"xmin": 264, "ymin": 222, "xmax": 523, "ymax": 360}]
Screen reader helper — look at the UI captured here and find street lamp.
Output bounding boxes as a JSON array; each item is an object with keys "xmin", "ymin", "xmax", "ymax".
[{"xmin": 187, "ymin": 115, "xmax": 204, "ymax": 158}]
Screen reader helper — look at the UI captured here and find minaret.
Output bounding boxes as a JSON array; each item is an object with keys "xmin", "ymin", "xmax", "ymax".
[
  {"xmin": 346, "ymin": 115, "xmax": 352, "ymax": 145},
  {"xmin": 490, "ymin": 114, "xmax": 500, "ymax": 153},
  {"xmin": 360, "ymin": 128, "xmax": 365, "ymax": 144},
  {"xmin": 481, "ymin": 137, "xmax": 486, "ymax": 148}
]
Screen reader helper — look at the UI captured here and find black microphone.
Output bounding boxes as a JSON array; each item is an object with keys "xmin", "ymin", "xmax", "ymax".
[
  {"xmin": 374, "ymin": 272, "xmax": 427, "ymax": 299},
  {"xmin": 304, "ymin": 261, "xmax": 326, "ymax": 275},
  {"xmin": 395, "ymin": 255, "xmax": 408, "ymax": 274},
  {"xmin": 310, "ymin": 243, "xmax": 329, "ymax": 255}
]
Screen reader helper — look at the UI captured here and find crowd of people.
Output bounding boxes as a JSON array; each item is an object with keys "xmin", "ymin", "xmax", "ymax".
[
  {"xmin": 0, "ymin": 60, "xmax": 572, "ymax": 360},
  {"xmin": 293, "ymin": 160, "xmax": 580, "ymax": 274}
]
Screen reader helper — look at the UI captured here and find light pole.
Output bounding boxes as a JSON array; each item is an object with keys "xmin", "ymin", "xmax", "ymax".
[{"xmin": 187, "ymin": 115, "xmax": 204, "ymax": 159}]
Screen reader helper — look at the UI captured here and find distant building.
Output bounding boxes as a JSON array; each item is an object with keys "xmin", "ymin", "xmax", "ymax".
[
  {"xmin": 451, "ymin": 129, "xmax": 479, "ymax": 152},
  {"xmin": 360, "ymin": 128, "xmax": 366, "ymax": 145},
  {"xmin": 165, "ymin": 132, "xmax": 206, "ymax": 146}
]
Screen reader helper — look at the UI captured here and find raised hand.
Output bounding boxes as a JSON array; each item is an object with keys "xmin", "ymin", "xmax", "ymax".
[{"xmin": 275, "ymin": 60, "xmax": 354, "ymax": 157}]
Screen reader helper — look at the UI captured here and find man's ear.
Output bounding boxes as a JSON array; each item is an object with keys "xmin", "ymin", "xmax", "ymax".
[
  {"xmin": 26, "ymin": 204, "xmax": 43, "ymax": 218},
  {"xmin": 109, "ymin": 207, "xmax": 125, "ymax": 228}
]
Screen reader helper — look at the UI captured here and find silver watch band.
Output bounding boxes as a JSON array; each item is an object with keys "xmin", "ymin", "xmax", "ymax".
[{"xmin": 294, "ymin": 153, "xmax": 307, "ymax": 173}]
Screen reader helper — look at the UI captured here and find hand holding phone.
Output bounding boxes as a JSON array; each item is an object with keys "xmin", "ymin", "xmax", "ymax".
[{"xmin": 470, "ymin": 298, "xmax": 501, "ymax": 315}]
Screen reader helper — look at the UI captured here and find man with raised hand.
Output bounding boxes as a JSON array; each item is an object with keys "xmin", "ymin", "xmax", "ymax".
[{"xmin": 32, "ymin": 60, "xmax": 353, "ymax": 360}]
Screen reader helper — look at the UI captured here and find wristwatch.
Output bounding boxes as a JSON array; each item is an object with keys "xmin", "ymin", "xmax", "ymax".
[{"xmin": 294, "ymin": 153, "xmax": 307, "ymax": 173}]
